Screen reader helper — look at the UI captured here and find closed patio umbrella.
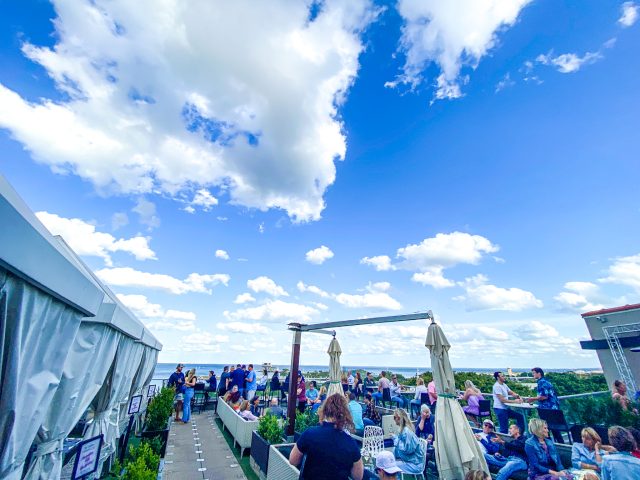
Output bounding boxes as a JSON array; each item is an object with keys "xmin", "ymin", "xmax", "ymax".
[
  {"xmin": 327, "ymin": 336, "xmax": 343, "ymax": 397},
  {"xmin": 426, "ymin": 320, "xmax": 488, "ymax": 480}
]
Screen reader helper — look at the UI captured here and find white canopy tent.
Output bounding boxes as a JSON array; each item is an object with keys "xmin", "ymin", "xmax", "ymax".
[{"xmin": 0, "ymin": 174, "xmax": 161, "ymax": 480}]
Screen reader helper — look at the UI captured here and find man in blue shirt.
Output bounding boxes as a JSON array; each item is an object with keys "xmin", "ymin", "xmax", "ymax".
[
  {"xmin": 245, "ymin": 364, "xmax": 257, "ymax": 401},
  {"xmin": 218, "ymin": 366, "xmax": 230, "ymax": 396},
  {"xmin": 527, "ymin": 367, "xmax": 562, "ymax": 442},
  {"xmin": 167, "ymin": 363, "xmax": 185, "ymax": 421},
  {"xmin": 230, "ymin": 363, "xmax": 246, "ymax": 398}
]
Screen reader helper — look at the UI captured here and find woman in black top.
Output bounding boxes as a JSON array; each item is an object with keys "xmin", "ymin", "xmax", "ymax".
[{"xmin": 355, "ymin": 372, "xmax": 363, "ymax": 400}]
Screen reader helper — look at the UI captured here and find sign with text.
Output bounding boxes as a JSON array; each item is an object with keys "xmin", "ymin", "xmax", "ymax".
[
  {"xmin": 147, "ymin": 384, "xmax": 156, "ymax": 397},
  {"xmin": 72, "ymin": 434, "xmax": 103, "ymax": 479},
  {"xmin": 128, "ymin": 394, "xmax": 143, "ymax": 415}
]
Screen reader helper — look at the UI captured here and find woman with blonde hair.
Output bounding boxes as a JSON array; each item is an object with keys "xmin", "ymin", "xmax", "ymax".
[
  {"xmin": 238, "ymin": 400, "xmax": 258, "ymax": 421},
  {"xmin": 570, "ymin": 427, "xmax": 615, "ymax": 479},
  {"xmin": 289, "ymin": 393, "xmax": 363, "ymax": 479},
  {"xmin": 181, "ymin": 368, "xmax": 197, "ymax": 423},
  {"xmin": 525, "ymin": 418, "xmax": 572, "ymax": 478},
  {"xmin": 464, "ymin": 470, "xmax": 490, "ymax": 480},
  {"xmin": 462, "ymin": 379, "xmax": 485, "ymax": 425},
  {"xmin": 410, "ymin": 378, "xmax": 428, "ymax": 419},
  {"xmin": 392, "ymin": 408, "xmax": 425, "ymax": 475}
]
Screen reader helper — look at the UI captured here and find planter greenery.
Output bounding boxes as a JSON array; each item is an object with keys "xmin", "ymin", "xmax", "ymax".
[
  {"xmin": 111, "ymin": 441, "xmax": 160, "ymax": 480},
  {"xmin": 295, "ymin": 410, "xmax": 319, "ymax": 435},
  {"xmin": 562, "ymin": 395, "xmax": 640, "ymax": 434},
  {"xmin": 140, "ymin": 387, "xmax": 174, "ymax": 457},
  {"xmin": 251, "ymin": 414, "xmax": 285, "ymax": 477}
]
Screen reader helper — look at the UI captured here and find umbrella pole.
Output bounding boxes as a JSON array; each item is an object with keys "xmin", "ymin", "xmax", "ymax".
[{"xmin": 286, "ymin": 329, "xmax": 302, "ymax": 436}]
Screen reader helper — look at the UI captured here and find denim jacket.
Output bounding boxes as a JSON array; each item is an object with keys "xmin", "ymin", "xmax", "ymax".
[
  {"xmin": 524, "ymin": 436, "xmax": 564, "ymax": 476},
  {"xmin": 394, "ymin": 426, "xmax": 425, "ymax": 469}
]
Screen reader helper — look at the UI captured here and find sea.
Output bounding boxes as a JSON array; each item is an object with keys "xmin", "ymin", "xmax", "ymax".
[{"xmin": 152, "ymin": 362, "xmax": 600, "ymax": 386}]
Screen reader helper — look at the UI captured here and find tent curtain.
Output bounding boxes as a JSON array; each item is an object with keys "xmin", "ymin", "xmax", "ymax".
[
  {"xmin": 23, "ymin": 322, "xmax": 120, "ymax": 480},
  {"xmin": 426, "ymin": 321, "xmax": 487, "ymax": 480},
  {"xmin": 0, "ymin": 268, "xmax": 84, "ymax": 480},
  {"xmin": 327, "ymin": 337, "xmax": 343, "ymax": 397}
]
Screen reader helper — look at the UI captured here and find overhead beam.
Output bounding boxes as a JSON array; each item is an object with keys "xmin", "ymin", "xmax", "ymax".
[{"xmin": 289, "ymin": 311, "xmax": 432, "ymax": 332}]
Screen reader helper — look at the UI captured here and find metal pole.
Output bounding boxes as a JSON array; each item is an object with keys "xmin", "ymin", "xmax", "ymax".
[{"xmin": 286, "ymin": 329, "xmax": 302, "ymax": 436}]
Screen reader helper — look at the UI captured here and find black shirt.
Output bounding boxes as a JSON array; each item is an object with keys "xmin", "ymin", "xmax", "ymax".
[{"xmin": 296, "ymin": 422, "xmax": 360, "ymax": 480}]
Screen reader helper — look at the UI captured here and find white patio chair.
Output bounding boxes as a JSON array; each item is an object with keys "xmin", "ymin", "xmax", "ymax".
[{"xmin": 360, "ymin": 425, "xmax": 384, "ymax": 459}]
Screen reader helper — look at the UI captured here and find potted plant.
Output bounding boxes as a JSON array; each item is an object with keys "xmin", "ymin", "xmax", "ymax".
[
  {"xmin": 251, "ymin": 414, "xmax": 285, "ymax": 477},
  {"xmin": 140, "ymin": 387, "xmax": 174, "ymax": 457},
  {"xmin": 293, "ymin": 409, "xmax": 319, "ymax": 442}
]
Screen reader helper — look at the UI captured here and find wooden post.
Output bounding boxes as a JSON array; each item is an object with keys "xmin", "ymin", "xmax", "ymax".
[{"xmin": 286, "ymin": 328, "xmax": 302, "ymax": 436}]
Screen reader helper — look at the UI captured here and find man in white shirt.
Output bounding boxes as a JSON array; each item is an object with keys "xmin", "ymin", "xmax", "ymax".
[
  {"xmin": 389, "ymin": 375, "xmax": 408, "ymax": 408},
  {"xmin": 347, "ymin": 370, "xmax": 355, "ymax": 392},
  {"xmin": 492, "ymin": 371, "xmax": 525, "ymax": 434}
]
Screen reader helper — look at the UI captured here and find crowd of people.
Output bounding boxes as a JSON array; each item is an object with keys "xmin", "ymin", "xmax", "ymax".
[{"xmin": 167, "ymin": 363, "xmax": 640, "ymax": 480}]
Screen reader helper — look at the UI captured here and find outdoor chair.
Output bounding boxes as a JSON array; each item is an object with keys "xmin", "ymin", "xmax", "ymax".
[
  {"xmin": 399, "ymin": 437, "xmax": 428, "ymax": 480},
  {"xmin": 192, "ymin": 392, "xmax": 206, "ymax": 414},
  {"xmin": 381, "ymin": 387, "xmax": 392, "ymax": 408},
  {"xmin": 204, "ymin": 391, "xmax": 218, "ymax": 412},
  {"xmin": 476, "ymin": 399, "xmax": 492, "ymax": 425},
  {"xmin": 537, "ymin": 408, "xmax": 572, "ymax": 444},
  {"xmin": 361, "ymin": 425, "xmax": 384, "ymax": 459}
]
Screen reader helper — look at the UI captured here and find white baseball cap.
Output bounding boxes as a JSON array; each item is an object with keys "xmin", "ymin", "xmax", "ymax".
[{"xmin": 375, "ymin": 451, "xmax": 403, "ymax": 474}]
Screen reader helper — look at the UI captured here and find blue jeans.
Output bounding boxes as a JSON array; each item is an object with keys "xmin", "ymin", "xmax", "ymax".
[
  {"xmin": 486, "ymin": 456, "xmax": 527, "ymax": 480},
  {"xmin": 392, "ymin": 395, "xmax": 407, "ymax": 408},
  {"xmin": 372, "ymin": 392, "xmax": 383, "ymax": 405},
  {"xmin": 494, "ymin": 408, "xmax": 525, "ymax": 434},
  {"xmin": 182, "ymin": 387, "xmax": 194, "ymax": 422}
]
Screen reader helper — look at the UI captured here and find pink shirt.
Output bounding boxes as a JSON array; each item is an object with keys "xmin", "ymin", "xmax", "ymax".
[
  {"xmin": 378, "ymin": 377, "xmax": 390, "ymax": 390},
  {"xmin": 427, "ymin": 381, "xmax": 437, "ymax": 404}
]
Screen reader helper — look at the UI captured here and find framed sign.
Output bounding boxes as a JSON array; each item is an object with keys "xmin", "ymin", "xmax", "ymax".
[
  {"xmin": 71, "ymin": 434, "xmax": 103, "ymax": 479},
  {"xmin": 128, "ymin": 394, "xmax": 143, "ymax": 415},
  {"xmin": 147, "ymin": 384, "xmax": 156, "ymax": 397}
]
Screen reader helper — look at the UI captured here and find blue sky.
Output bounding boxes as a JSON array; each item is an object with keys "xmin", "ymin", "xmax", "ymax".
[{"xmin": 1, "ymin": 0, "xmax": 639, "ymax": 368}]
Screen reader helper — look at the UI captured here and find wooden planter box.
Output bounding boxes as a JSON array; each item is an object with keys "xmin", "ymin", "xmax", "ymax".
[
  {"xmin": 250, "ymin": 431, "xmax": 271, "ymax": 477},
  {"xmin": 266, "ymin": 443, "xmax": 299, "ymax": 480}
]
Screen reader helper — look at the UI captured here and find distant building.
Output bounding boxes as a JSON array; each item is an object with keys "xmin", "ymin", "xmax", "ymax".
[{"xmin": 580, "ymin": 303, "xmax": 640, "ymax": 394}]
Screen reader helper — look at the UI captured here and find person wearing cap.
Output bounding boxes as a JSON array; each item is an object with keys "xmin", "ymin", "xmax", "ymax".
[
  {"xmin": 474, "ymin": 419, "xmax": 500, "ymax": 455},
  {"xmin": 486, "ymin": 424, "xmax": 528, "ymax": 480},
  {"xmin": 167, "ymin": 364, "xmax": 185, "ymax": 421},
  {"xmin": 374, "ymin": 450, "xmax": 402, "ymax": 479}
]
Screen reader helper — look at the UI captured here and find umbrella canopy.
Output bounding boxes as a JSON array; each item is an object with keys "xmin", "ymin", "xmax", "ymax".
[
  {"xmin": 327, "ymin": 337, "xmax": 343, "ymax": 397},
  {"xmin": 426, "ymin": 321, "xmax": 488, "ymax": 480}
]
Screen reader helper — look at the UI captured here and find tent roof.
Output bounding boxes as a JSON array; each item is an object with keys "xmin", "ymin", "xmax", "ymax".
[{"xmin": 0, "ymin": 174, "xmax": 104, "ymax": 316}]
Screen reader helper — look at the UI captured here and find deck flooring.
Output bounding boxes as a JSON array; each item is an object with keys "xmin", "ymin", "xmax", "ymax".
[{"xmin": 163, "ymin": 411, "xmax": 247, "ymax": 480}]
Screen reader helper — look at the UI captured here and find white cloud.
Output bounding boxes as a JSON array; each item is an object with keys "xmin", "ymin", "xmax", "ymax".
[
  {"xmin": 389, "ymin": 0, "xmax": 531, "ymax": 99},
  {"xmin": 132, "ymin": 198, "xmax": 160, "ymax": 229},
  {"xmin": 117, "ymin": 293, "xmax": 197, "ymax": 331},
  {"xmin": 360, "ymin": 255, "xmax": 395, "ymax": 271},
  {"xmin": 0, "ymin": 0, "xmax": 382, "ymax": 222},
  {"xmin": 454, "ymin": 274, "xmax": 543, "ymax": 311},
  {"xmin": 181, "ymin": 330, "xmax": 229, "ymax": 352},
  {"xmin": 97, "ymin": 267, "xmax": 229, "ymax": 294},
  {"xmin": 190, "ymin": 189, "xmax": 219, "ymax": 212},
  {"xmin": 514, "ymin": 320, "xmax": 558, "ymax": 340},
  {"xmin": 536, "ymin": 51, "xmax": 602, "ymax": 74},
  {"xmin": 554, "ymin": 281, "xmax": 606, "ymax": 312},
  {"xmin": 215, "ymin": 249, "xmax": 230, "ymax": 260},
  {"xmin": 224, "ymin": 299, "xmax": 319, "ymax": 322},
  {"xmin": 305, "ymin": 245, "xmax": 334, "ymax": 265},
  {"xmin": 310, "ymin": 301, "xmax": 329, "ymax": 310},
  {"xmin": 297, "ymin": 281, "xmax": 330, "ymax": 298},
  {"xmin": 600, "ymin": 253, "xmax": 640, "ymax": 293},
  {"xmin": 619, "ymin": 2, "xmax": 639, "ymax": 27},
  {"xmin": 111, "ymin": 212, "xmax": 129, "ymax": 230},
  {"xmin": 495, "ymin": 72, "xmax": 515, "ymax": 93},
  {"xmin": 334, "ymin": 283, "xmax": 402, "ymax": 310},
  {"xmin": 411, "ymin": 268, "xmax": 455, "ymax": 288},
  {"xmin": 234, "ymin": 293, "xmax": 256, "ymax": 304},
  {"xmin": 247, "ymin": 276, "xmax": 288, "ymax": 297},
  {"xmin": 36, "ymin": 211, "xmax": 156, "ymax": 266},
  {"xmin": 216, "ymin": 321, "xmax": 270, "ymax": 334}
]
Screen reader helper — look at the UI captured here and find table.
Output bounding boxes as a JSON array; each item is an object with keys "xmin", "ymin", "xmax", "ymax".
[{"xmin": 505, "ymin": 402, "xmax": 537, "ymax": 433}]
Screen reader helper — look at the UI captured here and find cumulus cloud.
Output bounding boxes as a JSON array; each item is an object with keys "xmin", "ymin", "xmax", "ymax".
[
  {"xmin": 600, "ymin": 253, "xmax": 640, "ymax": 293},
  {"xmin": 36, "ymin": 210, "xmax": 156, "ymax": 266},
  {"xmin": 360, "ymin": 255, "xmax": 395, "ymax": 271},
  {"xmin": 453, "ymin": 274, "xmax": 543, "ymax": 311},
  {"xmin": 187, "ymin": 189, "xmax": 218, "ymax": 213},
  {"xmin": 0, "ymin": 0, "xmax": 382, "ymax": 222},
  {"xmin": 216, "ymin": 321, "xmax": 270, "ymax": 334},
  {"xmin": 132, "ymin": 198, "xmax": 160, "ymax": 229},
  {"xmin": 117, "ymin": 293, "xmax": 197, "ymax": 331},
  {"xmin": 388, "ymin": 0, "xmax": 531, "ymax": 99},
  {"xmin": 297, "ymin": 281, "xmax": 330, "ymax": 298},
  {"xmin": 96, "ymin": 267, "xmax": 229, "ymax": 294},
  {"xmin": 363, "ymin": 232, "xmax": 498, "ymax": 288},
  {"xmin": 495, "ymin": 72, "xmax": 515, "ymax": 93},
  {"xmin": 247, "ymin": 276, "xmax": 289, "ymax": 297},
  {"xmin": 224, "ymin": 299, "xmax": 319, "ymax": 322},
  {"xmin": 215, "ymin": 249, "xmax": 230, "ymax": 260},
  {"xmin": 619, "ymin": 2, "xmax": 639, "ymax": 27},
  {"xmin": 536, "ymin": 51, "xmax": 602, "ymax": 73},
  {"xmin": 234, "ymin": 293, "xmax": 256, "ymax": 304},
  {"xmin": 305, "ymin": 245, "xmax": 334, "ymax": 265},
  {"xmin": 554, "ymin": 281, "xmax": 606, "ymax": 313},
  {"xmin": 111, "ymin": 212, "xmax": 129, "ymax": 230},
  {"xmin": 181, "ymin": 330, "xmax": 229, "ymax": 352},
  {"xmin": 334, "ymin": 282, "xmax": 402, "ymax": 310}
]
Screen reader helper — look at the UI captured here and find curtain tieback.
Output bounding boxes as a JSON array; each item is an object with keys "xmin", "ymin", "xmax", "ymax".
[
  {"xmin": 438, "ymin": 393, "xmax": 457, "ymax": 399},
  {"xmin": 34, "ymin": 438, "xmax": 64, "ymax": 457}
]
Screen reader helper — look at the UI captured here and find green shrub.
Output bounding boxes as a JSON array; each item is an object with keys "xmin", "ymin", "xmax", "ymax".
[
  {"xmin": 295, "ymin": 410, "xmax": 319, "ymax": 433},
  {"xmin": 112, "ymin": 441, "xmax": 160, "ymax": 480},
  {"xmin": 257, "ymin": 412, "xmax": 284, "ymax": 444},
  {"xmin": 144, "ymin": 387, "xmax": 174, "ymax": 432}
]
